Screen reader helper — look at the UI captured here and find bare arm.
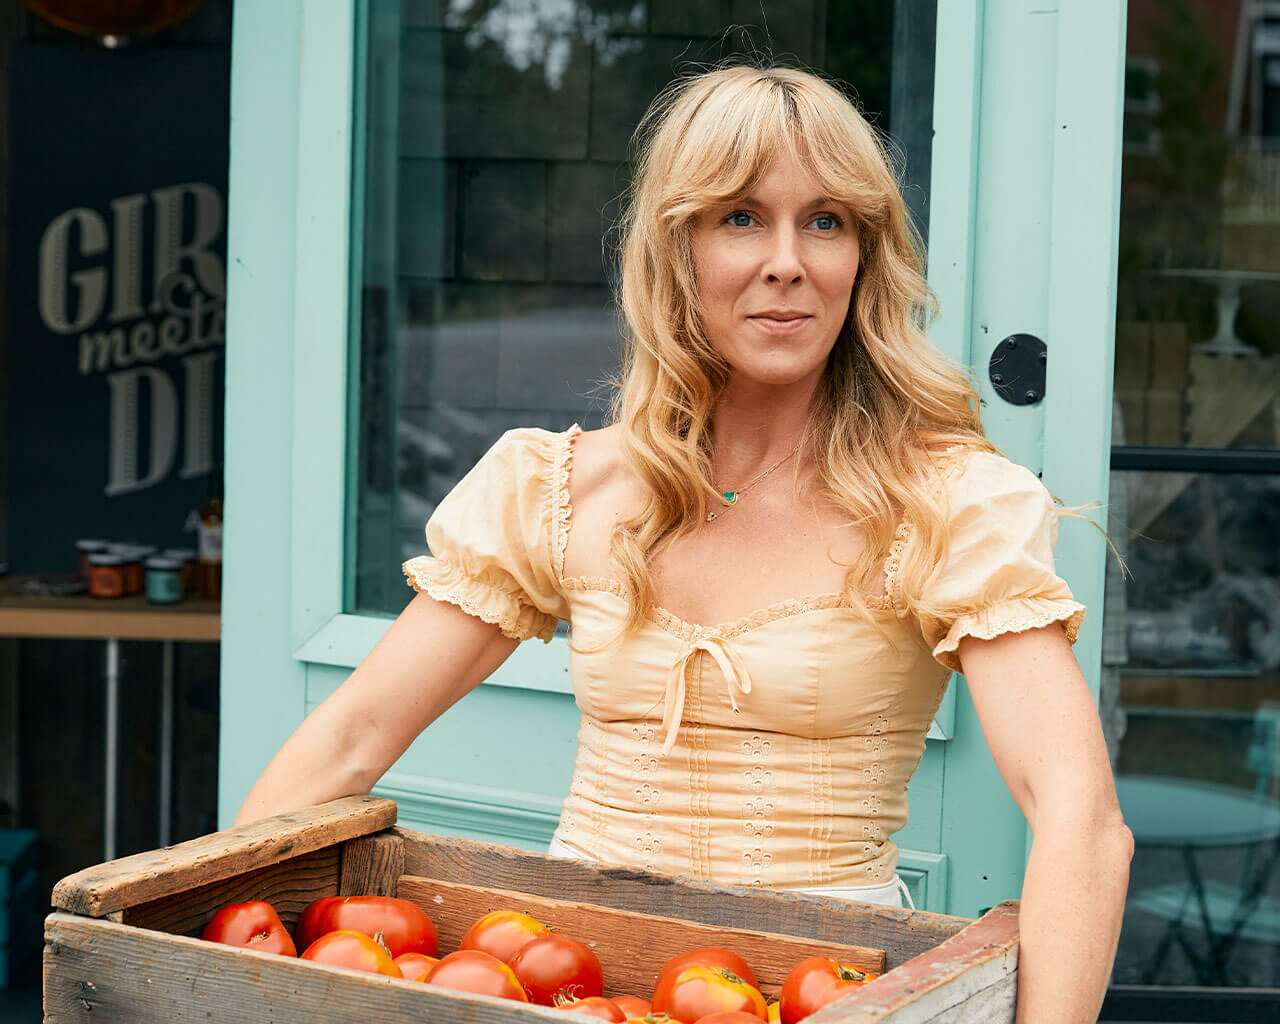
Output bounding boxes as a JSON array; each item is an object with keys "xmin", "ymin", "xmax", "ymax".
[
  {"xmin": 232, "ymin": 592, "xmax": 520, "ymax": 827},
  {"xmin": 958, "ymin": 624, "xmax": 1133, "ymax": 1024}
]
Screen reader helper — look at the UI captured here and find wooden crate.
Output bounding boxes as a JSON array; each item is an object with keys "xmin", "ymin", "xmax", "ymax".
[{"xmin": 42, "ymin": 797, "xmax": 1019, "ymax": 1022}]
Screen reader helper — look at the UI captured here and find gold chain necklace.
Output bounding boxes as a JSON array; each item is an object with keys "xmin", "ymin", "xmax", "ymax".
[{"xmin": 705, "ymin": 439, "xmax": 805, "ymax": 522}]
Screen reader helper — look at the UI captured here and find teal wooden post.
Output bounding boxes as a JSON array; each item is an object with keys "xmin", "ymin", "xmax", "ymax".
[
  {"xmin": 940, "ymin": 0, "xmax": 1127, "ymax": 917},
  {"xmin": 218, "ymin": 0, "xmax": 308, "ymax": 826}
]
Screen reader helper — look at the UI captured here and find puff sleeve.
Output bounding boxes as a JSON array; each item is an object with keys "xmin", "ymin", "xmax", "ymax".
[
  {"xmin": 916, "ymin": 450, "xmax": 1086, "ymax": 673},
  {"xmin": 401, "ymin": 426, "xmax": 572, "ymax": 644}
]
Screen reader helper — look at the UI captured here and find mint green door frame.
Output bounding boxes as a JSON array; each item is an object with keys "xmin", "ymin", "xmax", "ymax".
[{"xmin": 219, "ymin": 0, "xmax": 1125, "ymax": 918}]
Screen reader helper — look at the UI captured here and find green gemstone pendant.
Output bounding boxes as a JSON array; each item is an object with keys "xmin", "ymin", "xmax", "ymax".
[{"xmin": 721, "ymin": 491, "xmax": 738, "ymax": 505}]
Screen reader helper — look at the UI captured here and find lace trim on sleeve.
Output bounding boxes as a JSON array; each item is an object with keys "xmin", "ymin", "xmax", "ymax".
[
  {"xmin": 402, "ymin": 555, "xmax": 558, "ymax": 643},
  {"xmin": 551, "ymin": 423, "xmax": 583, "ymax": 582},
  {"xmin": 931, "ymin": 596, "xmax": 1086, "ymax": 673}
]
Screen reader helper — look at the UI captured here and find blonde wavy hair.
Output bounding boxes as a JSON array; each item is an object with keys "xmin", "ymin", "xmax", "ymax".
[{"xmin": 588, "ymin": 63, "xmax": 998, "ymax": 647}]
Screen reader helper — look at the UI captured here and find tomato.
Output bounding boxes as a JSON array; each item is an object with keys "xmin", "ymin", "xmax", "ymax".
[
  {"xmin": 293, "ymin": 895, "xmax": 342, "ymax": 951},
  {"xmin": 613, "ymin": 996, "xmax": 652, "ymax": 1018},
  {"xmin": 557, "ymin": 996, "xmax": 626, "ymax": 1021},
  {"xmin": 624, "ymin": 1015, "xmax": 686, "ymax": 1024},
  {"xmin": 654, "ymin": 948, "xmax": 759, "ymax": 992},
  {"xmin": 779, "ymin": 957, "xmax": 875, "ymax": 1024},
  {"xmin": 700, "ymin": 1013, "xmax": 775, "ymax": 1024},
  {"xmin": 299, "ymin": 929, "xmax": 403, "ymax": 977},
  {"xmin": 425, "ymin": 949, "xmax": 530, "ymax": 1001},
  {"xmin": 767, "ymin": 1001, "xmax": 780, "ymax": 1023},
  {"xmin": 652, "ymin": 965, "xmax": 767, "ymax": 1024},
  {"xmin": 508, "ymin": 933, "xmax": 604, "ymax": 1006},
  {"xmin": 294, "ymin": 895, "xmax": 438, "ymax": 957},
  {"xmin": 201, "ymin": 900, "xmax": 297, "ymax": 956},
  {"xmin": 460, "ymin": 910, "xmax": 551, "ymax": 963},
  {"xmin": 393, "ymin": 951, "xmax": 440, "ymax": 982}
]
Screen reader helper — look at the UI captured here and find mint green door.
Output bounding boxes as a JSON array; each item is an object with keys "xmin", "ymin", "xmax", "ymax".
[{"xmin": 219, "ymin": 0, "xmax": 1126, "ymax": 918}]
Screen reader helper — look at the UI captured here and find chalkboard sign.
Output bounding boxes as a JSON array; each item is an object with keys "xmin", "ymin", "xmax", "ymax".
[{"xmin": 5, "ymin": 42, "xmax": 230, "ymax": 573}]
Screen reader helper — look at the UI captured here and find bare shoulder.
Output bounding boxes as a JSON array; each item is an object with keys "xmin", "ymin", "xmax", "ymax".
[{"xmin": 569, "ymin": 423, "xmax": 632, "ymax": 503}]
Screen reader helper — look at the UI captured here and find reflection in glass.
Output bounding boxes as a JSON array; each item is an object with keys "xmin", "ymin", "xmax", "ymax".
[
  {"xmin": 349, "ymin": 0, "xmax": 938, "ymax": 614},
  {"xmin": 1105, "ymin": 470, "xmax": 1280, "ymax": 987},
  {"xmin": 1114, "ymin": 2, "xmax": 1280, "ymax": 451}
]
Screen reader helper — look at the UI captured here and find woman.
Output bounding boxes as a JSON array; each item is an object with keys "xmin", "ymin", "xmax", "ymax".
[{"xmin": 235, "ymin": 65, "xmax": 1132, "ymax": 1022}]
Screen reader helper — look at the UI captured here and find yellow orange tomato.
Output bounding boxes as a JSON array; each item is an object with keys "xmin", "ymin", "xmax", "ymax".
[
  {"xmin": 652, "ymin": 966, "xmax": 767, "ymax": 1024},
  {"xmin": 461, "ymin": 910, "xmax": 551, "ymax": 964}
]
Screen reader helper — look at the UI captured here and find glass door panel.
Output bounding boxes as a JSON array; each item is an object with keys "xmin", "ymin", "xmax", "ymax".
[{"xmin": 347, "ymin": 0, "xmax": 939, "ymax": 615}]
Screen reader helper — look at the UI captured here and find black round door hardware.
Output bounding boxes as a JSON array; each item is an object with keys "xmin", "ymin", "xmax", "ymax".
[{"xmin": 988, "ymin": 333, "xmax": 1047, "ymax": 406}]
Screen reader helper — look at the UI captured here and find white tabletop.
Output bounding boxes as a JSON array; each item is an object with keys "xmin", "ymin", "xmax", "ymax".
[{"xmin": 1116, "ymin": 774, "xmax": 1280, "ymax": 847}]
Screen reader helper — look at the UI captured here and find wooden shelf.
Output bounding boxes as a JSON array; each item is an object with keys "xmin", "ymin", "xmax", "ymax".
[{"xmin": 0, "ymin": 576, "xmax": 220, "ymax": 642}]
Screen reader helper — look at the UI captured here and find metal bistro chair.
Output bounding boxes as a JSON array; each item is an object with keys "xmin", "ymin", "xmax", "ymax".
[{"xmin": 1126, "ymin": 702, "xmax": 1280, "ymax": 986}]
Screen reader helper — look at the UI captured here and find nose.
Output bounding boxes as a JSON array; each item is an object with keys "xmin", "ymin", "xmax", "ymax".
[{"xmin": 762, "ymin": 224, "xmax": 804, "ymax": 285}]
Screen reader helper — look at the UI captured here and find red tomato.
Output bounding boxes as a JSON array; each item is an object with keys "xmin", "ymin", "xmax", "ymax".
[
  {"xmin": 613, "ymin": 996, "xmax": 652, "ymax": 1018},
  {"xmin": 293, "ymin": 895, "xmax": 342, "ymax": 951},
  {"xmin": 654, "ymin": 948, "xmax": 759, "ymax": 992},
  {"xmin": 508, "ymin": 933, "xmax": 604, "ymax": 1006},
  {"xmin": 624, "ymin": 1015, "xmax": 686, "ymax": 1024},
  {"xmin": 425, "ymin": 949, "xmax": 530, "ymax": 1001},
  {"xmin": 700, "ymin": 1014, "xmax": 776, "ymax": 1024},
  {"xmin": 779, "ymin": 957, "xmax": 875, "ymax": 1024},
  {"xmin": 461, "ymin": 910, "xmax": 551, "ymax": 963},
  {"xmin": 201, "ymin": 900, "xmax": 297, "ymax": 956},
  {"xmin": 300, "ymin": 929, "xmax": 403, "ymax": 977},
  {"xmin": 294, "ymin": 895, "xmax": 438, "ymax": 957},
  {"xmin": 393, "ymin": 951, "xmax": 440, "ymax": 982},
  {"xmin": 652, "ymin": 965, "xmax": 767, "ymax": 1024},
  {"xmin": 557, "ymin": 996, "xmax": 626, "ymax": 1021}
]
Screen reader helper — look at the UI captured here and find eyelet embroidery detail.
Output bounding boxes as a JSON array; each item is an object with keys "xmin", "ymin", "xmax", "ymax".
[
  {"xmin": 630, "ymin": 721, "xmax": 662, "ymax": 870},
  {"xmin": 861, "ymin": 714, "xmax": 890, "ymax": 881},
  {"xmin": 741, "ymin": 733, "xmax": 776, "ymax": 886}
]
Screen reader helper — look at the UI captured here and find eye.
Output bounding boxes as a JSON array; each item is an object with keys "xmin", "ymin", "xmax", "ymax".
[
  {"xmin": 811, "ymin": 213, "xmax": 842, "ymax": 231},
  {"xmin": 725, "ymin": 210, "xmax": 756, "ymax": 228}
]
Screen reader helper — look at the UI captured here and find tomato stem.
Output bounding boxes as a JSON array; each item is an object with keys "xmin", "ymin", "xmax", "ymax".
[{"xmin": 833, "ymin": 963, "xmax": 869, "ymax": 983}]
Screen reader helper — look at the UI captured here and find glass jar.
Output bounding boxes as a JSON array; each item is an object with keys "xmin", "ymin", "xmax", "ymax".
[
  {"xmin": 88, "ymin": 553, "xmax": 127, "ymax": 598},
  {"xmin": 145, "ymin": 556, "xmax": 184, "ymax": 605},
  {"xmin": 76, "ymin": 539, "xmax": 109, "ymax": 579}
]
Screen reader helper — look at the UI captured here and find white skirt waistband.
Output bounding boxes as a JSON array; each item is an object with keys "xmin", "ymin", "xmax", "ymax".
[{"xmin": 545, "ymin": 835, "xmax": 914, "ymax": 910}]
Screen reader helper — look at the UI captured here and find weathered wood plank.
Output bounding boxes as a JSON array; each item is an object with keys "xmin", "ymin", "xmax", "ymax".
[
  {"xmin": 881, "ymin": 972, "xmax": 1016, "ymax": 1024},
  {"xmin": 42, "ymin": 912, "xmax": 571, "ymax": 1024},
  {"xmin": 398, "ymin": 875, "xmax": 885, "ymax": 999},
  {"xmin": 52, "ymin": 796, "xmax": 397, "ymax": 917},
  {"xmin": 801, "ymin": 901, "xmax": 1019, "ymax": 1024},
  {"xmin": 120, "ymin": 847, "xmax": 339, "ymax": 936},
  {"xmin": 399, "ymin": 830, "xmax": 969, "ymax": 968},
  {"xmin": 340, "ymin": 832, "xmax": 405, "ymax": 897}
]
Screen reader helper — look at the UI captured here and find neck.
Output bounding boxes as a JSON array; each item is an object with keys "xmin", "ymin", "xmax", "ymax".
[{"xmin": 709, "ymin": 374, "xmax": 818, "ymax": 483}]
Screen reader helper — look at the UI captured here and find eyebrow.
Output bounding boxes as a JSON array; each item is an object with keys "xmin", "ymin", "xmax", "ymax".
[{"xmin": 735, "ymin": 194, "xmax": 845, "ymax": 211}]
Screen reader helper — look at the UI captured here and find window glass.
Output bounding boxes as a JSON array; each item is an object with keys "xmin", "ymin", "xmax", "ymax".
[{"xmin": 348, "ymin": 0, "xmax": 939, "ymax": 614}]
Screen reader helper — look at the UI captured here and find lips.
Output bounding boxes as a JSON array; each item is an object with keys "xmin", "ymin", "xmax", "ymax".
[{"xmin": 747, "ymin": 312, "xmax": 812, "ymax": 334}]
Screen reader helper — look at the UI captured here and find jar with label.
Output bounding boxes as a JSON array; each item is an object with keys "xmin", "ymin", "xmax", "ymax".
[
  {"xmin": 76, "ymin": 539, "xmax": 109, "ymax": 579},
  {"xmin": 88, "ymin": 554, "xmax": 127, "ymax": 598},
  {"xmin": 110, "ymin": 545, "xmax": 144, "ymax": 596},
  {"xmin": 196, "ymin": 468, "xmax": 223, "ymax": 601},
  {"xmin": 145, "ymin": 557, "xmax": 184, "ymax": 605}
]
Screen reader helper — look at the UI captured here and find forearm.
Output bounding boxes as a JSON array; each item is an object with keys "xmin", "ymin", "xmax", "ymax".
[
  {"xmin": 231, "ymin": 702, "xmax": 375, "ymax": 827},
  {"xmin": 1015, "ymin": 814, "xmax": 1133, "ymax": 1023}
]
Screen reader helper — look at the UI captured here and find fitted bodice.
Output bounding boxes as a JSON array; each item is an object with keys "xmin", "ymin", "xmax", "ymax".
[{"xmin": 402, "ymin": 423, "xmax": 1085, "ymax": 890}]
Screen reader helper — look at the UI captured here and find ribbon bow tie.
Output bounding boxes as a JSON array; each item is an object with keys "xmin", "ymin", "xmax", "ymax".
[{"xmin": 659, "ymin": 632, "xmax": 754, "ymax": 756}]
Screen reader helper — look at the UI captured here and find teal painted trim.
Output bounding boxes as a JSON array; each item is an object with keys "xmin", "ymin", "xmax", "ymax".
[
  {"xmin": 295, "ymin": 613, "xmax": 575, "ymax": 695},
  {"xmin": 344, "ymin": 0, "xmax": 370, "ymax": 615},
  {"xmin": 219, "ymin": 1, "xmax": 307, "ymax": 828},
  {"xmin": 924, "ymin": 0, "xmax": 983, "ymax": 368},
  {"xmin": 291, "ymin": 3, "xmax": 357, "ymax": 654},
  {"xmin": 374, "ymin": 771, "xmax": 563, "ymax": 847},
  {"xmin": 1040, "ymin": 0, "xmax": 1127, "ymax": 705},
  {"xmin": 1030, "ymin": 0, "xmax": 1127, "ymax": 865},
  {"xmin": 896, "ymin": 849, "xmax": 949, "ymax": 914},
  {"xmin": 918, "ymin": 0, "xmax": 982, "ymax": 746}
]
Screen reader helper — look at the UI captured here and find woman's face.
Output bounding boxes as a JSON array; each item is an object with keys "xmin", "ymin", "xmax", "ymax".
[{"xmin": 690, "ymin": 150, "xmax": 861, "ymax": 392}]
